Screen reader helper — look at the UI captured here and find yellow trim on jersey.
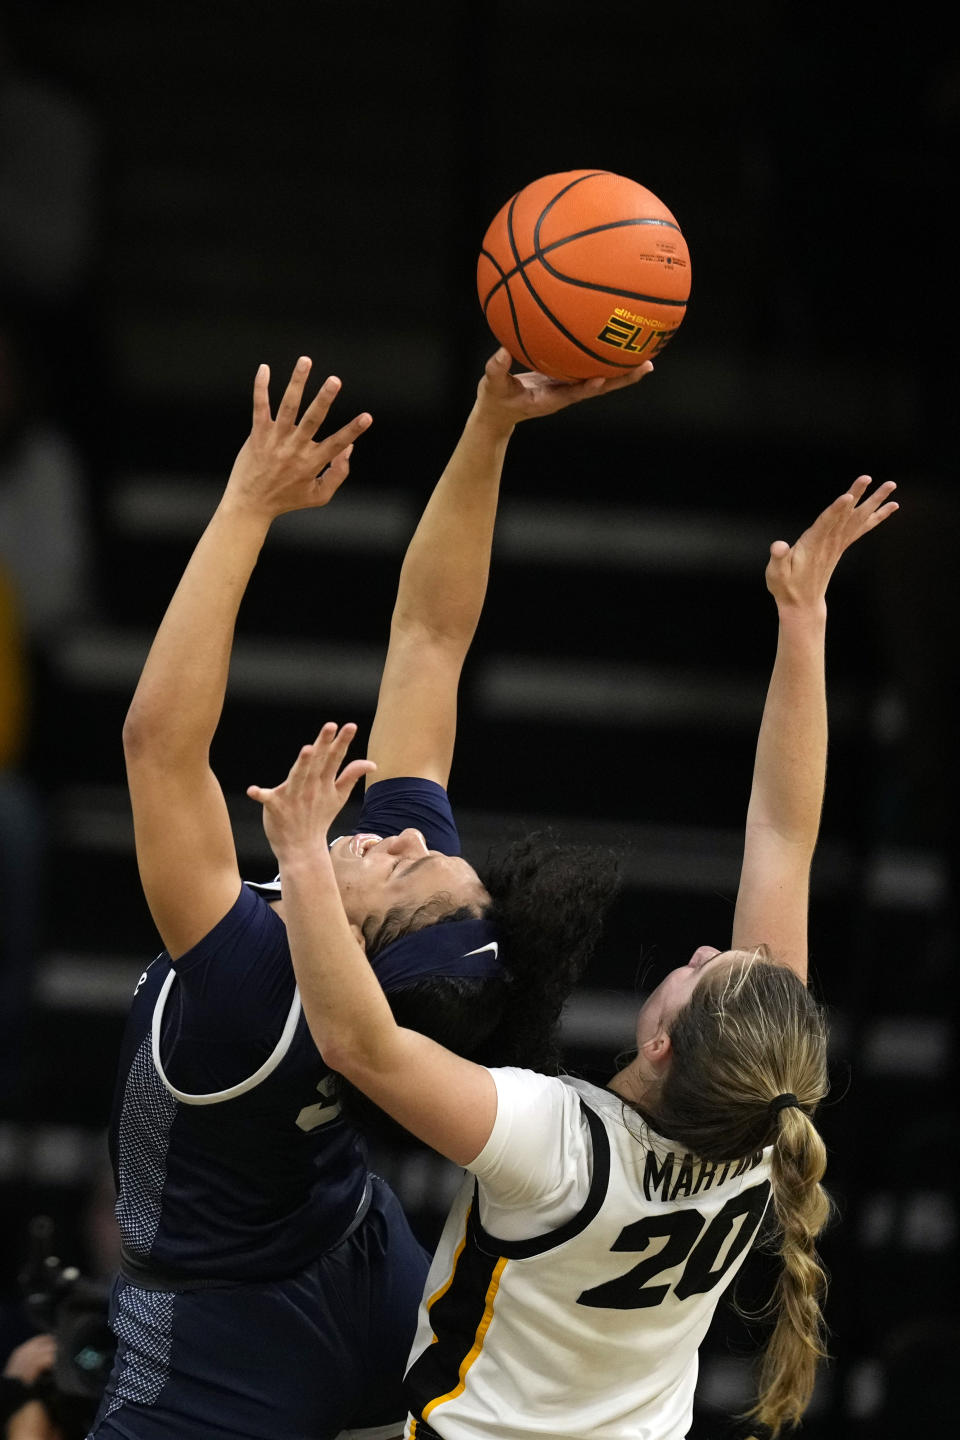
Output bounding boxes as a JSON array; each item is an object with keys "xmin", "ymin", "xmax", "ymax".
[
  {"xmin": 425, "ymin": 1205, "xmax": 472, "ymax": 1314},
  {"xmin": 422, "ymin": 1256, "xmax": 508, "ymax": 1421}
]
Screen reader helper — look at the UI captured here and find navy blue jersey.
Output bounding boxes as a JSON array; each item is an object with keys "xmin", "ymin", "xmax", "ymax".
[
  {"xmin": 88, "ymin": 1176, "xmax": 430, "ymax": 1440},
  {"xmin": 106, "ymin": 777, "xmax": 460, "ymax": 1283}
]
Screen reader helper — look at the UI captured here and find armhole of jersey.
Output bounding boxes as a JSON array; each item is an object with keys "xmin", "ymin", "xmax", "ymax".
[
  {"xmin": 150, "ymin": 969, "xmax": 303, "ymax": 1105},
  {"xmin": 472, "ymin": 1096, "xmax": 612, "ymax": 1259}
]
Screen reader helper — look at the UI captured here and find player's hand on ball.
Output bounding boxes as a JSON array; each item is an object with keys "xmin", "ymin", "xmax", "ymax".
[
  {"xmin": 247, "ymin": 723, "xmax": 377, "ymax": 862},
  {"xmin": 765, "ymin": 476, "xmax": 899, "ymax": 611},
  {"xmin": 475, "ymin": 346, "xmax": 653, "ymax": 429},
  {"xmin": 226, "ymin": 358, "xmax": 373, "ymax": 519}
]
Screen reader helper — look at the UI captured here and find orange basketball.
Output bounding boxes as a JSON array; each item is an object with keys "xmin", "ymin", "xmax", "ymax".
[{"xmin": 477, "ymin": 170, "xmax": 691, "ymax": 379}]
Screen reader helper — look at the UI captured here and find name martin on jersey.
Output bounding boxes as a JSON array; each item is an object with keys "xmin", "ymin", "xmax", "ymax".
[{"xmin": 644, "ymin": 1146, "xmax": 765, "ymax": 1204}]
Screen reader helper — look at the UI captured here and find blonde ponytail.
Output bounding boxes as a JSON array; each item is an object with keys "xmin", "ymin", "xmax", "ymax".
[
  {"xmin": 747, "ymin": 1105, "xmax": 833, "ymax": 1433},
  {"xmin": 641, "ymin": 956, "xmax": 833, "ymax": 1436}
]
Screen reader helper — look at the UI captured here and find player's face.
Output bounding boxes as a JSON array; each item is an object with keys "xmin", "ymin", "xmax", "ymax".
[
  {"xmin": 328, "ymin": 829, "xmax": 490, "ymax": 935},
  {"xmin": 635, "ymin": 946, "xmax": 743, "ymax": 1048}
]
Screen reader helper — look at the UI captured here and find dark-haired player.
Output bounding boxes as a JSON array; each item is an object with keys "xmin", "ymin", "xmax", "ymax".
[{"xmin": 86, "ymin": 348, "xmax": 650, "ymax": 1440}]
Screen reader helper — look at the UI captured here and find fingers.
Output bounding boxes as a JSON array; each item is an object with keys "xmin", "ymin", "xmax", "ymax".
[
  {"xmin": 871, "ymin": 495, "xmax": 900, "ymax": 526},
  {"xmin": 594, "ymin": 361, "xmax": 654, "ymax": 393},
  {"xmin": 813, "ymin": 477, "xmax": 896, "ymax": 538},
  {"xmin": 271, "ymin": 362, "xmax": 375, "ymax": 463},
  {"xmin": 303, "ymin": 724, "xmax": 377, "ymax": 796},
  {"xmin": 246, "ymin": 723, "xmax": 372, "ymax": 806},
  {"xmin": 275, "ymin": 356, "xmax": 313, "ymax": 426},
  {"xmin": 307, "ymin": 420, "xmax": 371, "ymax": 496},
  {"xmin": 252, "ymin": 363, "xmax": 271, "ymax": 427},
  {"xmin": 481, "ymin": 346, "xmax": 524, "ymax": 402},
  {"xmin": 846, "ymin": 474, "xmax": 873, "ymax": 500},
  {"xmin": 287, "ymin": 722, "xmax": 366, "ymax": 786},
  {"xmin": 829, "ymin": 478, "xmax": 898, "ymax": 545},
  {"xmin": 485, "ymin": 346, "xmax": 514, "ymax": 379},
  {"xmin": 337, "ymin": 757, "xmax": 379, "ymax": 794},
  {"xmin": 297, "ymin": 374, "xmax": 371, "ymax": 439},
  {"xmin": 852, "ymin": 477, "xmax": 898, "ymax": 522},
  {"xmin": 480, "ymin": 351, "xmax": 652, "ymax": 410},
  {"xmin": 567, "ymin": 362, "xmax": 653, "ymax": 397},
  {"xmin": 550, "ymin": 375, "xmax": 607, "ymax": 401},
  {"xmin": 842, "ymin": 476, "xmax": 897, "ymax": 513},
  {"xmin": 547, "ymin": 361, "xmax": 653, "ymax": 403},
  {"xmin": 323, "ymin": 719, "xmax": 358, "ymax": 766},
  {"xmin": 297, "ymin": 372, "xmax": 342, "ymax": 436},
  {"xmin": 318, "ymin": 442, "xmax": 353, "ymax": 494},
  {"xmin": 284, "ymin": 722, "xmax": 352, "ymax": 783},
  {"xmin": 316, "ymin": 410, "xmax": 373, "ymax": 461}
]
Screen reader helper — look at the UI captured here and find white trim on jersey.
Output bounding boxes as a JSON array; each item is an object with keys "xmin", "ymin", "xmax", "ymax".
[
  {"xmin": 150, "ymin": 970, "xmax": 303, "ymax": 1105},
  {"xmin": 243, "ymin": 835, "xmax": 342, "ymax": 899}
]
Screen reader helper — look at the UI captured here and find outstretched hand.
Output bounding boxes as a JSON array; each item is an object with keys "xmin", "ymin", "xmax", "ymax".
[
  {"xmin": 247, "ymin": 723, "xmax": 377, "ymax": 864},
  {"xmin": 226, "ymin": 358, "xmax": 373, "ymax": 519},
  {"xmin": 474, "ymin": 346, "xmax": 653, "ymax": 428},
  {"xmin": 766, "ymin": 475, "xmax": 899, "ymax": 609}
]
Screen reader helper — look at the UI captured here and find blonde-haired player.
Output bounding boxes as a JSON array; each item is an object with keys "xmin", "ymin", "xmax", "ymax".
[{"xmin": 250, "ymin": 478, "xmax": 897, "ymax": 1438}]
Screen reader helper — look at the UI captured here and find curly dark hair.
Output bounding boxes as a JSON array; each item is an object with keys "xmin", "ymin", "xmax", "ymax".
[
  {"xmin": 336, "ymin": 828, "xmax": 620, "ymax": 1140},
  {"xmin": 476, "ymin": 828, "xmax": 620, "ymax": 1071}
]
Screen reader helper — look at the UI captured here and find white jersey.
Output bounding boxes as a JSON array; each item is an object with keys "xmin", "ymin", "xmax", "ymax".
[{"xmin": 404, "ymin": 1070, "xmax": 772, "ymax": 1440}]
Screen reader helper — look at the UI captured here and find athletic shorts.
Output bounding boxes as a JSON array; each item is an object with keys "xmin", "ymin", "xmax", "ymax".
[{"xmin": 85, "ymin": 1176, "xmax": 430, "ymax": 1440}]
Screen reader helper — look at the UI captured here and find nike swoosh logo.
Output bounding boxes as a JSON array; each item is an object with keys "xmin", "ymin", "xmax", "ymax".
[{"xmin": 461, "ymin": 941, "xmax": 499, "ymax": 960}]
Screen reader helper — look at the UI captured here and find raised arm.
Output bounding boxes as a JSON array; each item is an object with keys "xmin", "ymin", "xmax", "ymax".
[
  {"xmin": 731, "ymin": 476, "xmax": 898, "ymax": 979},
  {"xmin": 366, "ymin": 348, "xmax": 651, "ymax": 786},
  {"xmin": 122, "ymin": 360, "xmax": 371, "ymax": 958}
]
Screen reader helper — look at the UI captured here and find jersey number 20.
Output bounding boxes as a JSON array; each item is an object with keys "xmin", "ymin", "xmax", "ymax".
[{"xmin": 577, "ymin": 1181, "xmax": 771, "ymax": 1310}]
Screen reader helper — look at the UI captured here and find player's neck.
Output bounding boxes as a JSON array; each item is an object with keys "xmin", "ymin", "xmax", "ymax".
[
  {"xmin": 608, "ymin": 1058, "xmax": 643, "ymax": 1105},
  {"xmin": 608, "ymin": 1055, "xmax": 661, "ymax": 1113}
]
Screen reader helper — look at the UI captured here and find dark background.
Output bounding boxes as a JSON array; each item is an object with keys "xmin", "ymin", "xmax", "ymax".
[{"xmin": 1, "ymin": 3, "xmax": 957, "ymax": 1436}]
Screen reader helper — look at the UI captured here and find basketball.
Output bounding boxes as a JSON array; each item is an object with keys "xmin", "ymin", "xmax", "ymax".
[{"xmin": 477, "ymin": 169, "xmax": 691, "ymax": 380}]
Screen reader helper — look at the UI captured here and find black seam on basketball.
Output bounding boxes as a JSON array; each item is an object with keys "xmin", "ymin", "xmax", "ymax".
[
  {"xmin": 499, "ymin": 189, "xmax": 633, "ymax": 372},
  {"xmin": 537, "ymin": 170, "xmax": 610, "ymax": 211},
  {"xmin": 480, "ymin": 245, "xmax": 524, "ymax": 333},
  {"xmin": 479, "ymin": 172, "xmax": 605, "ymax": 311},
  {"xmin": 511, "ymin": 268, "xmax": 636, "ymax": 372},
  {"xmin": 533, "ymin": 208, "xmax": 687, "ymax": 306},
  {"xmin": 531, "ymin": 173, "xmax": 680, "ymax": 250},
  {"xmin": 502, "ymin": 194, "xmax": 537, "ymax": 369},
  {"xmin": 479, "ymin": 245, "xmax": 509, "ymax": 314},
  {"xmin": 535, "ymin": 231, "xmax": 687, "ymax": 306},
  {"xmin": 482, "ymin": 220, "xmax": 686, "ymax": 310}
]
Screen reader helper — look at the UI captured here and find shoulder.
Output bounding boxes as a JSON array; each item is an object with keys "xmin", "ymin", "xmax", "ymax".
[
  {"xmin": 173, "ymin": 884, "xmax": 286, "ymax": 973},
  {"xmin": 483, "ymin": 1069, "xmax": 615, "ymax": 1127},
  {"xmin": 468, "ymin": 1071, "xmax": 616, "ymax": 1245},
  {"xmin": 469, "ymin": 1069, "xmax": 601, "ymax": 1189}
]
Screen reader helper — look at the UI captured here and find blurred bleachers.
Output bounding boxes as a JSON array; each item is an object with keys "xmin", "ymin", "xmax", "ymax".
[{"xmin": 1, "ymin": 3, "xmax": 956, "ymax": 1435}]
